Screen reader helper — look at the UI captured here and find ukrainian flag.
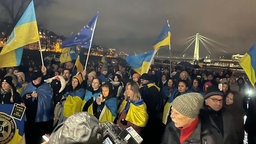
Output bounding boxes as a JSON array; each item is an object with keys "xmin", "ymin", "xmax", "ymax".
[
  {"xmin": 239, "ymin": 45, "xmax": 256, "ymax": 86},
  {"xmin": 153, "ymin": 21, "xmax": 171, "ymax": 51},
  {"xmin": 0, "ymin": 104, "xmax": 25, "ymax": 144},
  {"xmin": 75, "ymin": 55, "xmax": 84, "ymax": 72},
  {"xmin": 59, "ymin": 47, "xmax": 72, "ymax": 63},
  {"xmin": 125, "ymin": 50, "xmax": 156, "ymax": 75},
  {"xmin": 0, "ymin": 0, "xmax": 39, "ymax": 68}
]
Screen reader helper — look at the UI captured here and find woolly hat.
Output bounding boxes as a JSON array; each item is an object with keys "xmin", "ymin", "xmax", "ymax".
[
  {"xmin": 204, "ymin": 86, "xmax": 224, "ymax": 99},
  {"xmin": 132, "ymin": 73, "xmax": 140, "ymax": 79},
  {"xmin": 4, "ymin": 73, "xmax": 18, "ymax": 86},
  {"xmin": 2, "ymin": 76, "xmax": 15, "ymax": 89},
  {"xmin": 88, "ymin": 71, "xmax": 96, "ymax": 78},
  {"xmin": 101, "ymin": 64, "xmax": 108, "ymax": 71},
  {"xmin": 31, "ymin": 71, "xmax": 43, "ymax": 80},
  {"xmin": 140, "ymin": 73, "xmax": 150, "ymax": 81},
  {"xmin": 172, "ymin": 93, "xmax": 204, "ymax": 118},
  {"xmin": 73, "ymin": 74, "xmax": 83, "ymax": 85}
]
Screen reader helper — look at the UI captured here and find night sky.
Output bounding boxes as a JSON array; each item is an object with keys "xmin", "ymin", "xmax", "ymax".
[{"xmin": 1, "ymin": 0, "xmax": 256, "ymax": 58}]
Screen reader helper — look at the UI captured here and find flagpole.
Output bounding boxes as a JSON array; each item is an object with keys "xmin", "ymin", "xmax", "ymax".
[
  {"xmin": 84, "ymin": 12, "xmax": 99, "ymax": 70},
  {"xmin": 167, "ymin": 20, "xmax": 172, "ymax": 73},
  {"xmin": 147, "ymin": 50, "xmax": 157, "ymax": 74},
  {"xmin": 38, "ymin": 38, "xmax": 45, "ymax": 66}
]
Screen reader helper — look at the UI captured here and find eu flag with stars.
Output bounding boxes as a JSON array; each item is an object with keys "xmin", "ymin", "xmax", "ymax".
[{"xmin": 61, "ymin": 12, "xmax": 99, "ymax": 48}]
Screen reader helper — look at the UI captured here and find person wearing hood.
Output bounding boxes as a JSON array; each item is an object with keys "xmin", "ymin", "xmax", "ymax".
[
  {"xmin": 83, "ymin": 83, "xmax": 117, "ymax": 123},
  {"xmin": 0, "ymin": 76, "xmax": 22, "ymax": 104},
  {"xmin": 83, "ymin": 77, "xmax": 102, "ymax": 103},
  {"xmin": 21, "ymin": 70, "xmax": 54, "ymax": 144}
]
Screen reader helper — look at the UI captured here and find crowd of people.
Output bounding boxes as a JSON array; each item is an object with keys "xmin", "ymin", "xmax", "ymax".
[{"xmin": 0, "ymin": 52, "xmax": 256, "ymax": 144}]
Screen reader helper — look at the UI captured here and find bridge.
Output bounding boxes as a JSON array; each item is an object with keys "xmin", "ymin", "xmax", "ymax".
[{"xmin": 154, "ymin": 33, "xmax": 242, "ymax": 71}]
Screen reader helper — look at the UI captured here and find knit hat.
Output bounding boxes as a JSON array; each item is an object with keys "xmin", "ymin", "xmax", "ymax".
[
  {"xmin": 73, "ymin": 74, "xmax": 83, "ymax": 85},
  {"xmin": 171, "ymin": 93, "xmax": 204, "ymax": 118},
  {"xmin": 31, "ymin": 71, "xmax": 43, "ymax": 80},
  {"xmin": 88, "ymin": 71, "xmax": 96, "ymax": 78},
  {"xmin": 101, "ymin": 64, "xmax": 108, "ymax": 71},
  {"xmin": 4, "ymin": 74, "xmax": 18, "ymax": 87},
  {"xmin": 2, "ymin": 76, "xmax": 15, "ymax": 89},
  {"xmin": 204, "ymin": 86, "xmax": 223, "ymax": 99},
  {"xmin": 140, "ymin": 73, "xmax": 150, "ymax": 81},
  {"xmin": 132, "ymin": 73, "xmax": 140, "ymax": 79}
]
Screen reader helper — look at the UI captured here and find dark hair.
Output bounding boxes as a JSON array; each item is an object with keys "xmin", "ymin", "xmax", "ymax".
[
  {"xmin": 101, "ymin": 82, "xmax": 114, "ymax": 97},
  {"xmin": 178, "ymin": 79, "xmax": 189, "ymax": 87},
  {"xmin": 113, "ymin": 74, "xmax": 121, "ymax": 82},
  {"xmin": 63, "ymin": 68, "xmax": 71, "ymax": 74}
]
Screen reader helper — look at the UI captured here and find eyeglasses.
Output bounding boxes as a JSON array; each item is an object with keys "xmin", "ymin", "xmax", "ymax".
[{"xmin": 210, "ymin": 98, "xmax": 223, "ymax": 103}]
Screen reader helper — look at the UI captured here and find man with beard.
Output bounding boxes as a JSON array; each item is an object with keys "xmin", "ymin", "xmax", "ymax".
[{"xmin": 62, "ymin": 68, "xmax": 72, "ymax": 93}]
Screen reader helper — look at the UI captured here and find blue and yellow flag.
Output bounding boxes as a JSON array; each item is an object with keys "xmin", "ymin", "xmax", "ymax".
[
  {"xmin": 59, "ymin": 48, "xmax": 72, "ymax": 63},
  {"xmin": 239, "ymin": 45, "xmax": 256, "ymax": 86},
  {"xmin": 153, "ymin": 21, "xmax": 171, "ymax": 51},
  {"xmin": 0, "ymin": 104, "xmax": 25, "ymax": 144},
  {"xmin": 125, "ymin": 50, "xmax": 156, "ymax": 75},
  {"xmin": 75, "ymin": 55, "xmax": 83, "ymax": 72},
  {"xmin": 0, "ymin": 1, "xmax": 39, "ymax": 68},
  {"xmin": 59, "ymin": 47, "xmax": 78, "ymax": 63},
  {"xmin": 61, "ymin": 12, "xmax": 99, "ymax": 48},
  {"xmin": 75, "ymin": 48, "xmax": 86, "ymax": 72}
]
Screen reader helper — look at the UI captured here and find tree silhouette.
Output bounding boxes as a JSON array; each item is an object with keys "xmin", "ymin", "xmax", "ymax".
[{"xmin": 0, "ymin": 0, "xmax": 55, "ymax": 35}]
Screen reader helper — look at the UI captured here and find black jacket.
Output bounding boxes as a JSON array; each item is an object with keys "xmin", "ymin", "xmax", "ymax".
[{"xmin": 161, "ymin": 117, "xmax": 223, "ymax": 144}]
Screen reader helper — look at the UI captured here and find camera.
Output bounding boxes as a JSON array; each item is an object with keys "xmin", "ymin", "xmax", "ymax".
[{"xmin": 102, "ymin": 122, "xmax": 143, "ymax": 144}]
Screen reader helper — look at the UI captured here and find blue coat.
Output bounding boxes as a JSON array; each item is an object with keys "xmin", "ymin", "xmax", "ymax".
[{"xmin": 22, "ymin": 82, "xmax": 54, "ymax": 122}]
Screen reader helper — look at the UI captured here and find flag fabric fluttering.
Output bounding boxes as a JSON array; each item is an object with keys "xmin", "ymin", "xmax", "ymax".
[
  {"xmin": 239, "ymin": 44, "xmax": 256, "ymax": 86},
  {"xmin": 59, "ymin": 47, "xmax": 78, "ymax": 63},
  {"xmin": 75, "ymin": 48, "xmax": 86, "ymax": 72},
  {"xmin": 0, "ymin": 0, "xmax": 39, "ymax": 68},
  {"xmin": 125, "ymin": 50, "xmax": 156, "ymax": 75},
  {"xmin": 61, "ymin": 12, "xmax": 99, "ymax": 48},
  {"xmin": 153, "ymin": 21, "xmax": 171, "ymax": 51},
  {"xmin": 75, "ymin": 55, "xmax": 83, "ymax": 72}
]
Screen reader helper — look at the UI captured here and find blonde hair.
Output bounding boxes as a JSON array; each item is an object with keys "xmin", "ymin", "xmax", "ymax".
[{"xmin": 125, "ymin": 81, "xmax": 141, "ymax": 101}]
